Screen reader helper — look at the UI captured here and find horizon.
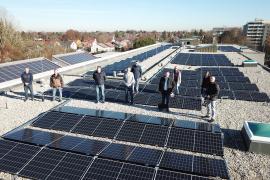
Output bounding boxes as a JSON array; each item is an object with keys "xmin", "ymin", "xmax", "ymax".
[{"xmin": 1, "ymin": 0, "xmax": 270, "ymax": 32}]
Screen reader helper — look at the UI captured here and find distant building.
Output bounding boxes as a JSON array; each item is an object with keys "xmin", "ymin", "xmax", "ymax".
[
  {"xmin": 90, "ymin": 39, "xmax": 115, "ymax": 53},
  {"xmin": 212, "ymin": 27, "xmax": 235, "ymax": 36},
  {"xmin": 174, "ymin": 38, "xmax": 201, "ymax": 46},
  {"xmin": 243, "ymin": 19, "xmax": 270, "ymax": 50},
  {"xmin": 70, "ymin": 42, "xmax": 77, "ymax": 50}
]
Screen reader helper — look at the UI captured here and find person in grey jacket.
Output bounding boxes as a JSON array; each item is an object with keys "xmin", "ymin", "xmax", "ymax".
[
  {"xmin": 21, "ymin": 67, "xmax": 34, "ymax": 101},
  {"xmin": 123, "ymin": 67, "xmax": 135, "ymax": 105}
]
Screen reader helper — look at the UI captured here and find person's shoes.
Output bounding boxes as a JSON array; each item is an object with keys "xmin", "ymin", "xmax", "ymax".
[
  {"xmin": 100, "ymin": 100, "xmax": 105, "ymax": 103},
  {"xmin": 208, "ymin": 118, "xmax": 215, "ymax": 123},
  {"xmin": 24, "ymin": 98, "xmax": 28, "ymax": 102},
  {"xmin": 95, "ymin": 101, "xmax": 99, "ymax": 104},
  {"xmin": 202, "ymin": 101, "xmax": 207, "ymax": 106},
  {"xmin": 31, "ymin": 98, "xmax": 34, "ymax": 101},
  {"xmin": 59, "ymin": 99, "xmax": 62, "ymax": 102},
  {"xmin": 166, "ymin": 108, "xmax": 170, "ymax": 113},
  {"xmin": 130, "ymin": 102, "xmax": 134, "ymax": 105}
]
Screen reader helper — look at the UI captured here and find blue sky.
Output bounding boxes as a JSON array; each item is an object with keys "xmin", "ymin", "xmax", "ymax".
[{"xmin": 1, "ymin": 0, "xmax": 270, "ymax": 32}]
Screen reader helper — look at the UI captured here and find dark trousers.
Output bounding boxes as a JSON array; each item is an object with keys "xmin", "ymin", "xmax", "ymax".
[
  {"xmin": 125, "ymin": 86, "xmax": 134, "ymax": 104},
  {"xmin": 161, "ymin": 90, "xmax": 170, "ymax": 108},
  {"xmin": 24, "ymin": 84, "xmax": 34, "ymax": 100}
]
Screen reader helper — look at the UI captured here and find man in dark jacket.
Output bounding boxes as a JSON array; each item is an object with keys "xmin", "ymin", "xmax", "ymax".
[
  {"xmin": 205, "ymin": 76, "xmax": 220, "ymax": 122},
  {"xmin": 21, "ymin": 67, "xmax": 34, "ymax": 101},
  {"xmin": 93, "ymin": 66, "xmax": 106, "ymax": 103},
  {"xmin": 159, "ymin": 71, "xmax": 174, "ymax": 112},
  {"xmin": 131, "ymin": 61, "xmax": 142, "ymax": 94},
  {"xmin": 50, "ymin": 69, "xmax": 64, "ymax": 102}
]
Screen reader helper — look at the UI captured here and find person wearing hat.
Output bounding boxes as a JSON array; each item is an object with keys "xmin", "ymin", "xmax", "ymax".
[
  {"xmin": 131, "ymin": 61, "xmax": 142, "ymax": 94},
  {"xmin": 204, "ymin": 76, "xmax": 220, "ymax": 122}
]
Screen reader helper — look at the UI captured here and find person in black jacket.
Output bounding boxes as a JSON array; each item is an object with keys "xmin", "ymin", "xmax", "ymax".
[
  {"xmin": 93, "ymin": 66, "xmax": 106, "ymax": 103},
  {"xmin": 159, "ymin": 71, "xmax": 175, "ymax": 112},
  {"xmin": 201, "ymin": 71, "xmax": 211, "ymax": 96},
  {"xmin": 204, "ymin": 76, "xmax": 220, "ymax": 122},
  {"xmin": 131, "ymin": 61, "xmax": 142, "ymax": 94},
  {"xmin": 21, "ymin": 67, "xmax": 34, "ymax": 101}
]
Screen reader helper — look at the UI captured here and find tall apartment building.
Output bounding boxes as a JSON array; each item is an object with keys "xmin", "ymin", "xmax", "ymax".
[{"xmin": 243, "ymin": 19, "xmax": 270, "ymax": 50}]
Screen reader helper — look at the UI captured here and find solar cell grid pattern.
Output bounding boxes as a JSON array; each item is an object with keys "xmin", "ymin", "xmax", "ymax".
[
  {"xmin": 218, "ymin": 46, "xmax": 241, "ymax": 52},
  {"xmin": 0, "ymin": 140, "xmax": 40, "ymax": 174},
  {"xmin": 159, "ymin": 151, "xmax": 229, "ymax": 179},
  {"xmin": 171, "ymin": 53, "xmax": 233, "ymax": 66},
  {"xmin": 167, "ymin": 127, "xmax": 223, "ymax": 156},
  {"xmin": 148, "ymin": 67, "xmax": 269, "ymax": 102},
  {"xmin": 56, "ymin": 52, "xmax": 97, "ymax": 65},
  {"xmin": 0, "ymin": 59, "xmax": 60, "ymax": 83},
  {"xmin": 104, "ymin": 45, "xmax": 171, "ymax": 75}
]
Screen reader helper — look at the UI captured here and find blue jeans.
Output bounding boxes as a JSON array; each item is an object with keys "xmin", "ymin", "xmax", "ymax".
[
  {"xmin": 135, "ymin": 78, "xmax": 140, "ymax": 93},
  {"xmin": 96, "ymin": 85, "xmax": 105, "ymax": 102},
  {"xmin": 125, "ymin": 86, "xmax": 134, "ymax": 104},
  {"xmin": 24, "ymin": 84, "xmax": 34, "ymax": 100},
  {"xmin": 53, "ymin": 87, "xmax": 62, "ymax": 101}
]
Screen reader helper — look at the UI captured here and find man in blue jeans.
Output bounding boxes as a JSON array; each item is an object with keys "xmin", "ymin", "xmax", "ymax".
[
  {"xmin": 21, "ymin": 67, "xmax": 34, "ymax": 101},
  {"xmin": 93, "ymin": 66, "xmax": 106, "ymax": 103}
]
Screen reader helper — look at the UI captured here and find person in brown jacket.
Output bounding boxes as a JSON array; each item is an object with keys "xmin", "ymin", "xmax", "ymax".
[{"xmin": 50, "ymin": 69, "xmax": 64, "ymax": 101}]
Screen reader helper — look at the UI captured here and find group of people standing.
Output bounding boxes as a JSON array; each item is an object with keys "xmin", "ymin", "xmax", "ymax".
[
  {"xmin": 21, "ymin": 68, "xmax": 63, "ymax": 102},
  {"xmin": 93, "ymin": 61, "xmax": 142, "ymax": 105},
  {"xmin": 158, "ymin": 67, "xmax": 220, "ymax": 122},
  {"xmin": 21, "ymin": 63, "xmax": 219, "ymax": 122}
]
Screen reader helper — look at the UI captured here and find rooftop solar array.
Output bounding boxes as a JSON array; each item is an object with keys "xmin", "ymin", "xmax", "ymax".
[
  {"xmin": 218, "ymin": 46, "xmax": 241, "ymax": 52},
  {"xmin": 0, "ymin": 58, "xmax": 60, "ymax": 84},
  {"xmin": 54, "ymin": 52, "xmax": 97, "ymax": 65},
  {"xmin": 171, "ymin": 53, "xmax": 234, "ymax": 66},
  {"xmin": 147, "ymin": 67, "xmax": 270, "ymax": 102},
  {"xmin": 2, "ymin": 127, "xmax": 229, "ymax": 179},
  {"xmin": 29, "ymin": 110, "xmax": 223, "ymax": 155},
  {"xmin": 103, "ymin": 45, "xmax": 171, "ymax": 75}
]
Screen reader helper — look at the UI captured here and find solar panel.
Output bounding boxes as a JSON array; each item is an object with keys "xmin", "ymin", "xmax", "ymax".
[
  {"xmin": 55, "ymin": 52, "xmax": 97, "ymax": 65},
  {"xmin": 4, "ymin": 128, "xmax": 64, "ymax": 146},
  {"xmin": 117, "ymin": 163, "xmax": 155, "ymax": 180},
  {"xmin": 116, "ymin": 121, "xmax": 145, "ymax": 143},
  {"xmin": 31, "ymin": 111, "xmax": 66, "ymax": 129},
  {"xmin": 127, "ymin": 147, "xmax": 163, "ymax": 166},
  {"xmin": 159, "ymin": 151, "xmax": 193, "ymax": 173},
  {"xmin": 166, "ymin": 128, "xmax": 194, "ymax": 151},
  {"xmin": 139, "ymin": 124, "xmax": 169, "ymax": 147},
  {"xmin": 193, "ymin": 156, "xmax": 229, "ymax": 179},
  {"xmin": 46, "ymin": 153, "xmax": 93, "ymax": 180},
  {"xmin": 0, "ymin": 140, "xmax": 17, "ymax": 158},
  {"xmin": 0, "ymin": 59, "xmax": 60, "ymax": 84},
  {"xmin": 50, "ymin": 113, "xmax": 84, "ymax": 132},
  {"xmin": 71, "ymin": 116, "xmax": 102, "ymax": 136},
  {"xmin": 82, "ymin": 158, "xmax": 123, "ymax": 179},
  {"xmin": 250, "ymin": 92, "xmax": 270, "ymax": 102},
  {"xmin": 0, "ymin": 141, "xmax": 40, "ymax": 174},
  {"xmin": 92, "ymin": 119, "xmax": 123, "ymax": 139},
  {"xmin": 159, "ymin": 151, "xmax": 229, "ymax": 179},
  {"xmin": 194, "ymin": 131, "xmax": 224, "ymax": 156},
  {"xmin": 48, "ymin": 135, "xmax": 109, "ymax": 156},
  {"xmin": 148, "ymin": 116, "xmax": 173, "ymax": 126},
  {"xmin": 167, "ymin": 128, "xmax": 223, "ymax": 155},
  {"xmin": 99, "ymin": 143, "xmax": 135, "ymax": 161},
  {"xmin": 18, "ymin": 148, "xmax": 66, "ymax": 179}
]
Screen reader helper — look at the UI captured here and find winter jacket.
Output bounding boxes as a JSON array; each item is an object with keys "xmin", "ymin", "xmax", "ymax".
[
  {"xmin": 173, "ymin": 69, "xmax": 181, "ymax": 85},
  {"xmin": 159, "ymin": 77, "xmax": 174, "ymax": 93},
  {"xmin": 50, "ymin": 74, "xmax": 63, "ymax": 88},
  {"xmin": 93, "ymin": 71, "xmax": 106, "ymax": 85},
  {"xmin": 201, "ymin": 76, "xmax": 211, "ymax": 89},
  {"xmin": 205, "ymin": 82, "xmax": 220, "ymax": 101},
  {"xmin": 131, "ymin": 65, "xmax": 142, "ymax": 79},
  {"xmin": 21, "ymin": 72, "xmax": 33, "ymax": 85}
]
